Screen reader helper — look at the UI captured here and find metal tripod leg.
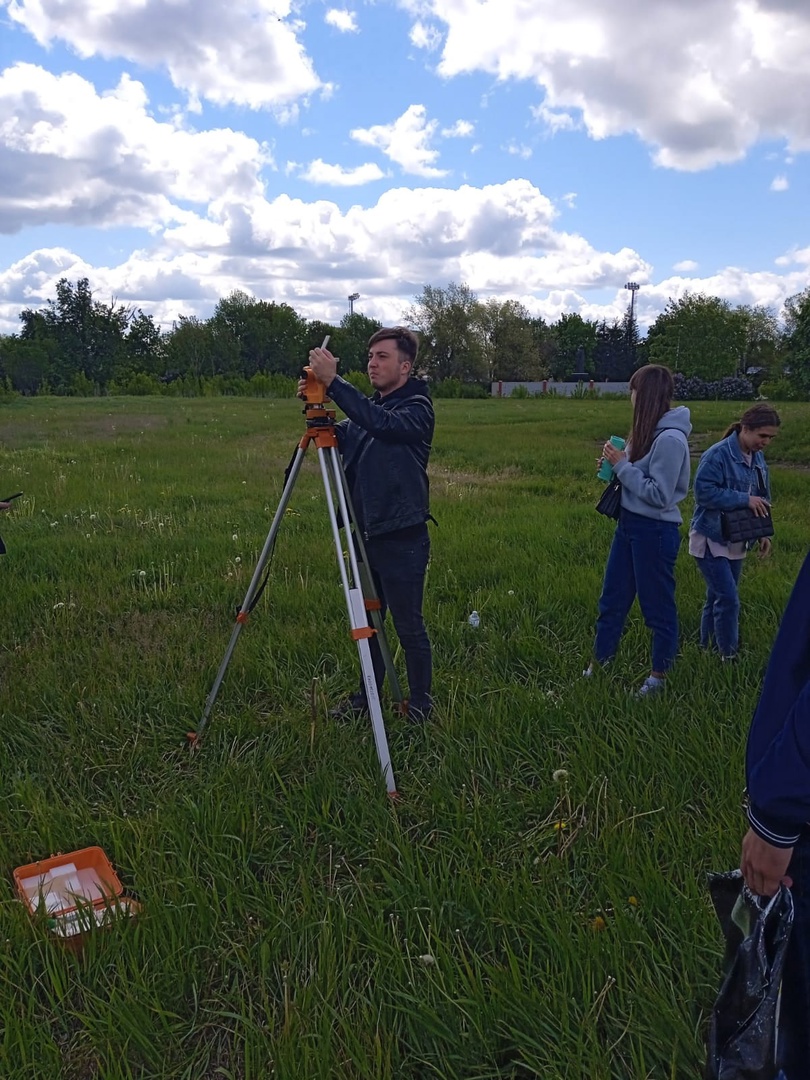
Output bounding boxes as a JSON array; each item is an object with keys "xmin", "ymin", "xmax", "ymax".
[
  {"xmin": 191, "ymin": 433, "xmax": 398, "ymax": 798},
  {"xmin": 319, "ymin": 445, "xmax": 397, "ymax": 796},
  {"xmin": 192, "ymin": 445, "xmax": 308, "ymax": 744},
  {"xmin": 333, "ymin": 454, "xmax": 403, "ymax": 706}
]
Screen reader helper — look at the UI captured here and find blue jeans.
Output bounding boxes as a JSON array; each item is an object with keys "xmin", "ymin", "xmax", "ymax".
[
  {"xmin": 694, "ymin": 548, "xmax": 743, "ymax": 657},
  {"xmin": 355, "ymin": 525, "xmax": 432, "ymax": 712},
  {"xmin": 594, "ymin": 509, "xmax": 681, "ymax": 673}
]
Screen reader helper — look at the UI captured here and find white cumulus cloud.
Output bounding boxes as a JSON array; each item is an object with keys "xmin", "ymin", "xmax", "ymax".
[
  {"xmin": 351, "ymin": 104, "xmax": 448, "ymax": 177},
  {"xmin": 0, "ymin": 64, "xmax": 271, "ymax": 234},
  {"xmin": 7, "ymin": 0, "xmax": 323, "ymax": 111},
  {"xmin": 673, "ymin": 259, "xmax": 699, "ymax": 271},
  {"xmin": 300, "ymin": 159, "xmax": 386, "ymax": 185},
  {"xmin": 442, "ymin": 120, "xmax": 474, "ymax": 138},
  {"xmin": 770, "ymin": 174, "xmax": 789, "ymax": 191},
  {"xmin": 411, "ymin": 0, "xmax": 810, "ymax": 170},
  {"xmin": 409, "ymin": 21, "xmax": 443, "ymax": 50},
  {"xmin": 325, "ymin": 9, "xmax": 358, "ymax": 33}
]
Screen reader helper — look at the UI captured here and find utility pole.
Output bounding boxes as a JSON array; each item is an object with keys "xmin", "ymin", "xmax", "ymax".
[{"xmin": 348, "ymin": 292, "xmax": 360, "ymax": 316}]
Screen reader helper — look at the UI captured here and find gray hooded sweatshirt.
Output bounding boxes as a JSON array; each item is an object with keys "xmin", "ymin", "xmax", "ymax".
[{"xmin": 612, "ymin": 405, "xmax": 692, "ymax": 524}]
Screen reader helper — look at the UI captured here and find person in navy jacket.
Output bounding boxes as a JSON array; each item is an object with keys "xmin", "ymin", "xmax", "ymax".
[
  {"xmin": 741, "ymin": 550, "xmax": 810, "ymax": 1072},
  {"xmin": 304, "ymin": 327, "xmax": 435, "ymax": 724}
]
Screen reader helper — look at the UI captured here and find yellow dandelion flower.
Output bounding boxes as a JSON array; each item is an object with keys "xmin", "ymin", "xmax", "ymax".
[
  {"xmin": 628, "ymin": 896, "xmax": 639, "ymax": 907},
  {"xmin": 591, "ymin": 916, "xmax": 607, "ymax": 932},
  {"xmin": 553, "ymin": 820, "xmax": 567, "ymax": 831}
]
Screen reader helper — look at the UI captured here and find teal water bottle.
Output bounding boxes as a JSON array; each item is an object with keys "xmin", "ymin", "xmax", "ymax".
[{"xmin": 597, "ymin": 436, "xmax": 626, "ymax": 482}]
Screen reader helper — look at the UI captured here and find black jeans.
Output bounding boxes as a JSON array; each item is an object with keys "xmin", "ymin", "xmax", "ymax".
[{"xmin": 354, "ymin": 524, "xmax": 432, "ymax": 713}]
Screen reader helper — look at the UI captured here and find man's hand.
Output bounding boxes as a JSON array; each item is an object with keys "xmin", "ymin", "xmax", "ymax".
[
  {"xmin": 740, "ymin": 828, "xmax": 793, "ymax": 896},
  {"xmin": 307, "ymin": 347, "xmax": 338, "ymax": 389}
]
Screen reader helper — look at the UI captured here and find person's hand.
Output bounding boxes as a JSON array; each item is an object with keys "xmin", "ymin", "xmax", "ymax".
[
  {"xmin": 748, "ymin": 494, "xmax": 770, "ymax": 517},
  {"xmin": 307, "ymin": 347, "xmax": 338, "ymax": 388},
  {"xmin": 602, "ymin": 441, "xmax": 627, "ymax": 466},
  {"xmin": 758, "ymin": 536, "xmax": 772, "ymax": 558},
  {"xmin": 740, "ymin": 828, "xmax": 793, "ymax": 896},
  {"xmin": 296, "ymin": 377, "xmax": 307, "ymax": 399}
]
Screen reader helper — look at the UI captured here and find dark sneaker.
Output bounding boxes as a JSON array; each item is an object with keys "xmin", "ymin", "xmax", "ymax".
[
  {"xmin": 328, "ymin": 697, "xmax": 369, "ymax": 722},
  {"xmin": 406, "ymin": 702, "xmax": 433, "ymax": 725}
]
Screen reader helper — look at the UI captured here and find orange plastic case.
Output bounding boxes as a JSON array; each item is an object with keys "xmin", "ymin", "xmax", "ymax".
[{"xmin": 13, "ymin": 846, "xmax": 138, "ymax": 942}]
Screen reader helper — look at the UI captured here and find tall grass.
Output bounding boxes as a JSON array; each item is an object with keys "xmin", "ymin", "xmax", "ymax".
[{"xmin": 0, "ymin": 395, "xmax": 808, "ymax": 1078}]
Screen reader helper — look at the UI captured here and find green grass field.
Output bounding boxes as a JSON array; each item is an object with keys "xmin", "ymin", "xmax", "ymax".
[{"xmin": 0, "ymin": 395, "xmax": 808, "ymax": 1079}]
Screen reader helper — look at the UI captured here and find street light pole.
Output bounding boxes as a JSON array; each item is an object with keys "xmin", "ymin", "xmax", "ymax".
[
  {"xmin": 348, "ymin": 292, "xmax": 360, "ymax": 316},
  {"xmin": 624, "ymin": 281, "xmax": 640, "ymax": 364}
]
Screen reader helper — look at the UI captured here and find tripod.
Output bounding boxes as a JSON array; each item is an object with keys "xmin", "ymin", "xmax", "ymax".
[{"xmin": 189, "ymin": 373, "xmax": 402, "ymax": 798}]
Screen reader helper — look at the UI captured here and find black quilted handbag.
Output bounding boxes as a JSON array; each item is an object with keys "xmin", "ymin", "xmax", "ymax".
[
  {"xmin": 595, "ymin": 476, "xmax": 622, "ymax": 520},
  {"xmin": 720, "ymin": 466, "xmax": 773, "ymax": 543},
  {"xmin": 720, "ymin": 505, "xmax": 773, "ymax": 543}
]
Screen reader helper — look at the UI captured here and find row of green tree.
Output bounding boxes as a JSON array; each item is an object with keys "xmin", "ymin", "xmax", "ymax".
[{"xmin": 1, "ymin": 277, "xmax": 808, "ymax": 397}]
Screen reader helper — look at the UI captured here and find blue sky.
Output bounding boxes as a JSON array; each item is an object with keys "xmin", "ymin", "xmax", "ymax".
[{"xmin": 1, "ymin": 0, "xmax": 808, "ymax": 336}]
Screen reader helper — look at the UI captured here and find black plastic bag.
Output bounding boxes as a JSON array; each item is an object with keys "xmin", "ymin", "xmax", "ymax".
[{"xmin": 705, "ymin": 870, "xmax": 793, "ymax": 1080}]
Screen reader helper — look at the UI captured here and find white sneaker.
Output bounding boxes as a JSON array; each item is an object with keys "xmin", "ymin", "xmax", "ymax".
[{"xmin": 637, "ymin": 676, "xmax": 665, "ymax": 698}]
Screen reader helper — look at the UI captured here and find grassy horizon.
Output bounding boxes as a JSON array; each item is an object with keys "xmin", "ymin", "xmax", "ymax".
[{"xmin": 0, "ymin": 394, "xmax": 808, "ymax": 1079}]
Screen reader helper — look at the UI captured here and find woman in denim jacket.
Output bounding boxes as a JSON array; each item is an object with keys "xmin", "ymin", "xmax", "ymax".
[{"xmin": 689, "ymin": 403, "xmax": 780, "ymax": 659}]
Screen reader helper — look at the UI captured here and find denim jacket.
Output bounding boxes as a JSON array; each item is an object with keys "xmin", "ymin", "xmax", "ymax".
[{"xmin": 690, "ymin": 431, "xmax": 771, "ymax": 543}]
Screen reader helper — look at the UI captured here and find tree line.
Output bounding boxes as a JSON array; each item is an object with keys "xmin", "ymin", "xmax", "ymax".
[{"xmin": 1, "ymin": 277, "xmax": 808, "ymax": 398}]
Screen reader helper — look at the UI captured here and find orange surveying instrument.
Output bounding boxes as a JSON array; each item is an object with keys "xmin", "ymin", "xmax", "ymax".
[{"xmin": 190, "ymin": 338, "xmax": 402, "ymax": 798}]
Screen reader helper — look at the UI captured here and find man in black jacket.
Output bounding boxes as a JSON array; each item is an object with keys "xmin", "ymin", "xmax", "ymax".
[{"xmin": 305, "ymin": 327, "xmax": 435, "ymax": 723}]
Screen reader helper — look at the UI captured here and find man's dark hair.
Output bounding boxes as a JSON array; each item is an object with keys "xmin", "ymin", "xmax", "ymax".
[{"xmin": 368, "ymin": 326, "xmax": 419, "ymax": 365}]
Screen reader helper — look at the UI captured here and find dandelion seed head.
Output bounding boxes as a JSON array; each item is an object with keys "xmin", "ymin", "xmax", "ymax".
[
  {"xmin": 418, "ymin": 954, "xmax": 436, "ymax": 966},
  {"xmin": 139, "ymin": 570, "xmax": 147, "ymax": 578},
  {"xmin": 232, "ymin": 534, "xmax": 238, "ymax": 541},
  {"xmin": 235, "ymin": 557, "xmax": 241, "ymax": 564},
  {"xmin": 552, "ymin": 769, "xmax": 569, "ymax": 782}
]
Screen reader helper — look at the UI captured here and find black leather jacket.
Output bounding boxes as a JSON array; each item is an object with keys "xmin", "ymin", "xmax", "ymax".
[{"xmin": 326, "ymin": 376, "xmax": 434, "ymax": 540}]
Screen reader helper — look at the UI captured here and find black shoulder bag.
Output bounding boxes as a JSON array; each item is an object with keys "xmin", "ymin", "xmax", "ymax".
[
  {"xmin": 720, "ymin": 466, "xmax": 773, "ymax": 544},
  {"xmin": 595, "ymin": 475, "xmax": 622, "ymax": 520}
]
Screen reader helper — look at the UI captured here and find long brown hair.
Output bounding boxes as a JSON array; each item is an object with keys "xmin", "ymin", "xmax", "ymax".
[
  {"xmin": 722, "ymin": 403, "xmax": 781, "ymax": 440},
  {"xmin": 627, "ymin": 365, "xmax": 675, "ymax": 462}
]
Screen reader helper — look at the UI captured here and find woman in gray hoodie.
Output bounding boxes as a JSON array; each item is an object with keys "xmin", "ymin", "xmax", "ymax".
[{"xmin": 586, "ymin": 365, "xmax": 692, "ymax": 696}]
